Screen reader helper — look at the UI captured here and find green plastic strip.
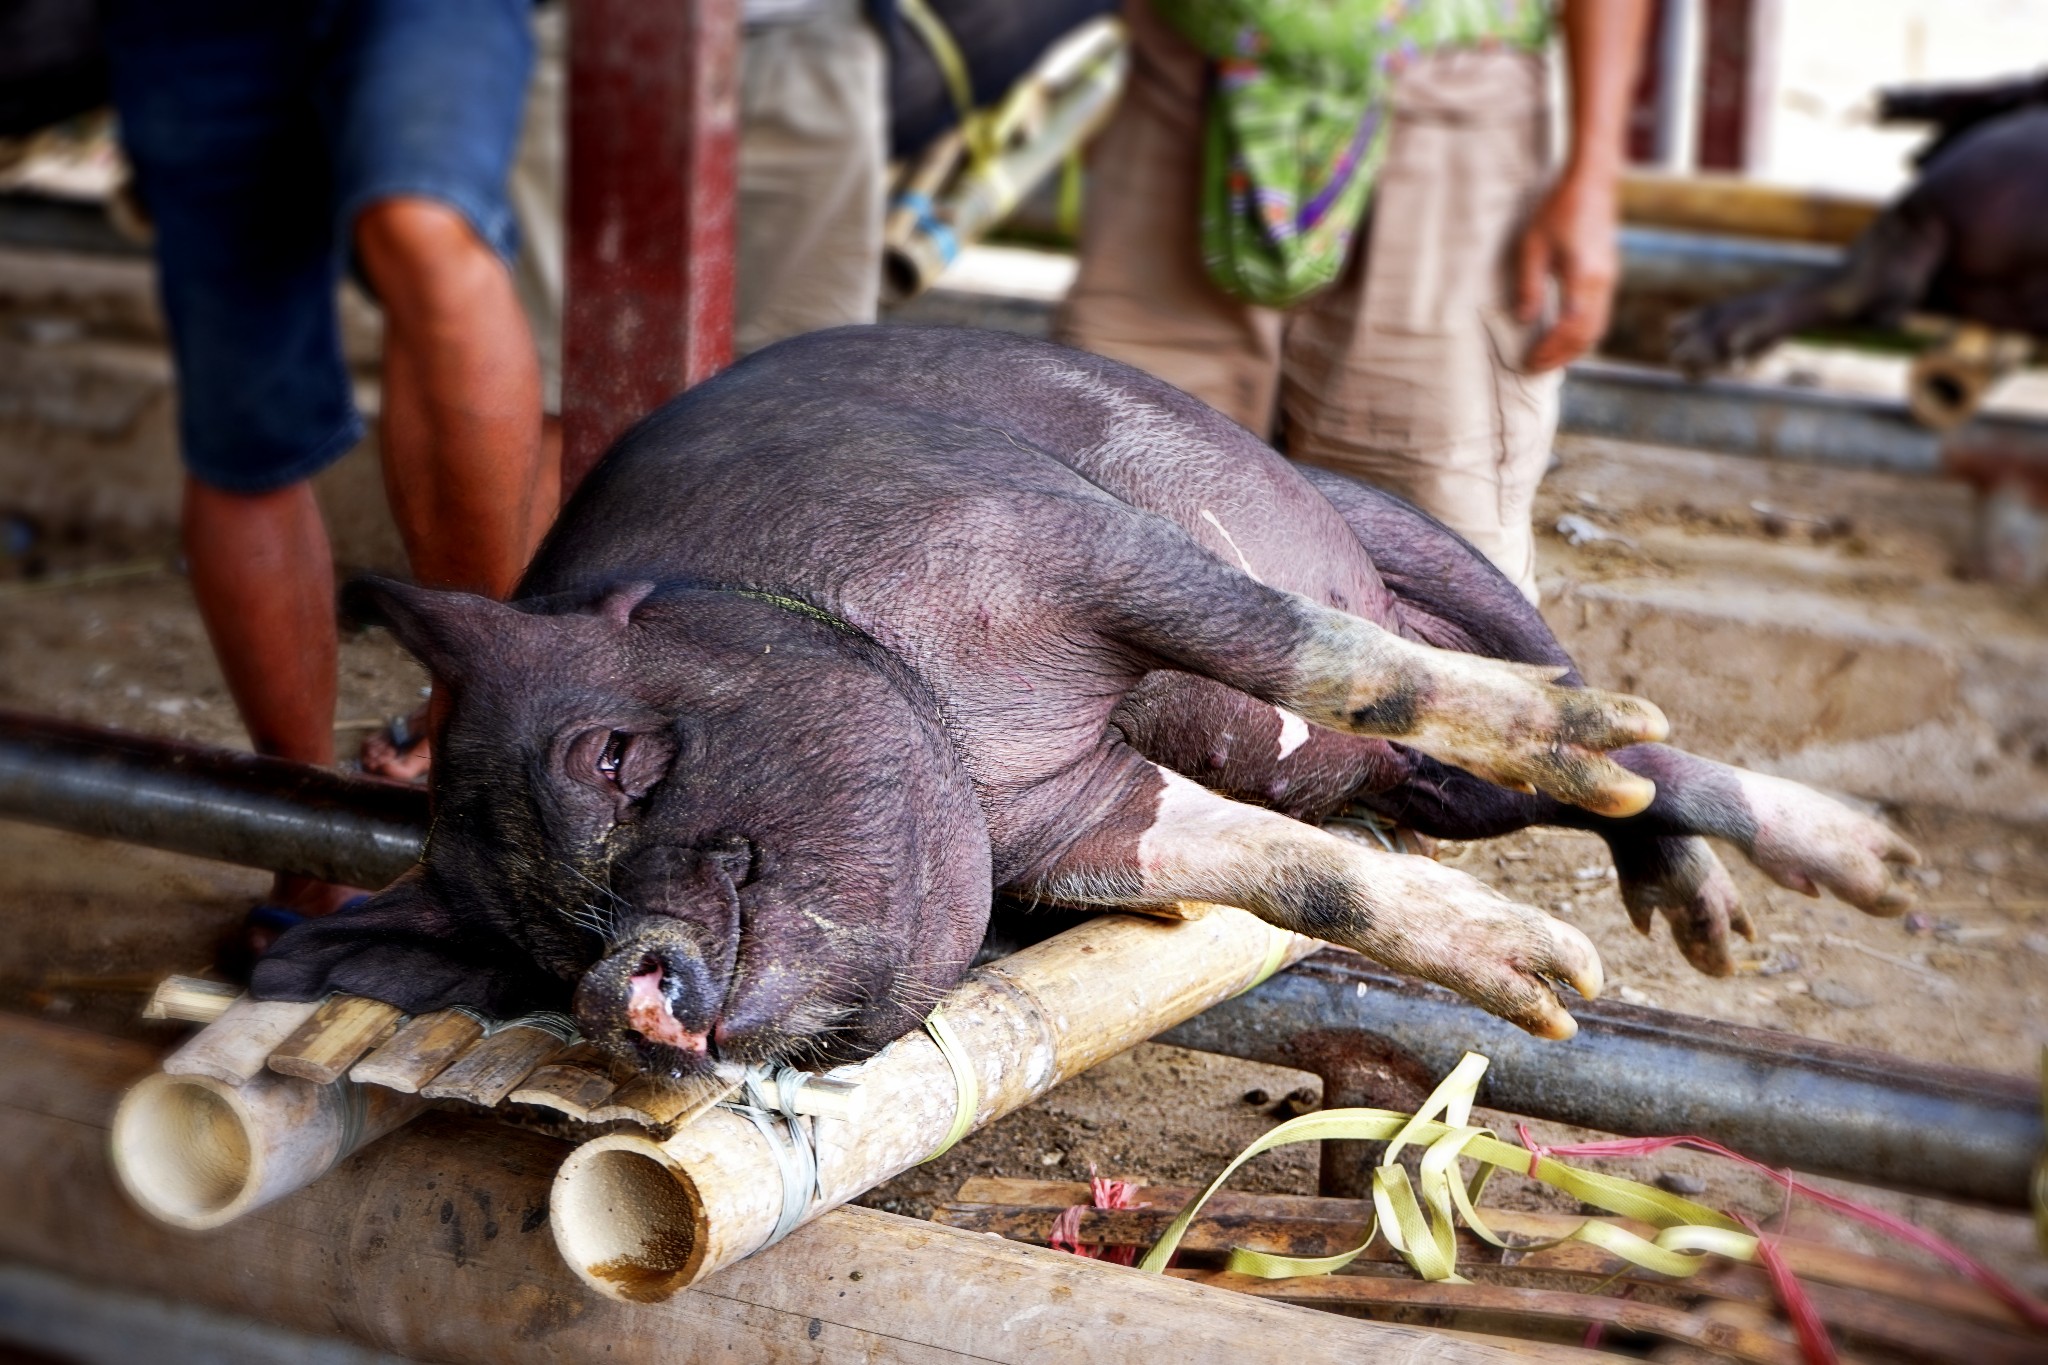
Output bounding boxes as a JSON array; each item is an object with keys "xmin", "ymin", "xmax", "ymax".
[
  {"xmin": 1138, "ymin": 1051, "xmax": 1759, "ymax": 1285},
  {"xmin": 921, "ymin": 1007, "xmax": 979, "ymax": 1161}
]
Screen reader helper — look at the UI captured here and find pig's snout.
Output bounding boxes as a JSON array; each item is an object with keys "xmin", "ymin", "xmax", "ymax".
[{"xmin": 574, "ymin": 921, "xmax": 728, "ymax": 1068}]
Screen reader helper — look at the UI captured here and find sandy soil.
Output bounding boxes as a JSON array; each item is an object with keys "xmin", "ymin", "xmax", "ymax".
[{"xmin": 0, "ymin": 433, "xmax": 2043, "ymax": 1307}]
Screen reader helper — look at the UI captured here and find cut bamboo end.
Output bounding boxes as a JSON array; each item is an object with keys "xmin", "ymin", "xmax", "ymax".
[
  {"xmin": 142, "ymin": 976, "xmax": 240, "ymax": 1024},
  {"xmin": 110, "ymin": 1067, "xmax": 425, "ymax": 1231},
  {"xmin": 508, "ymin": 1047, "xmax": 620, "ymax": 1121},
  {"xmin": 268, "ymin": 996, "xmax": 404, "ymax": 1085},
  {"xmin": 552, "ymin": 908, "xmax": 1315, "ymax": 1300},
  {"xmin": 551, "ymin": 1132, "xmax": 719, "ymax": 1302},
  {"xmin": 588, "ymin": 1071, "xmax": 741, "ymax": 1131}
]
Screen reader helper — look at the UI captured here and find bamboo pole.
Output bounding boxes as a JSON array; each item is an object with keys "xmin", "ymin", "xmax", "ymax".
[
  {"xmin": 1618, "ymin": 171, "xmax": 1882, "ymax": 246},
  {"xmin": 4, "ymin": 1014, "xmax": 1599, "ymax": 1364},
  {"xmin": 550, "ymin": 907, "xmax": 1316, "ymax": 1301},
  {"xmin": 110, "ymin": 1066, "xmax": 425, "ymax": 1230}
]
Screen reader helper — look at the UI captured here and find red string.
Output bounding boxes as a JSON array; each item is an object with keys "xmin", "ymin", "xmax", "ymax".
[
  {"xmin": 1051, "ymin": 1172, "xmax": 1147, "ymax": 1266},
  {"xmin": 1522, "ymin": 1133, "xmax": 2048, "ymax": 1331}
]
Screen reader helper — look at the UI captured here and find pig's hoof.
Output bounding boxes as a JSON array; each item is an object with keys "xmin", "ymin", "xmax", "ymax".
[
  {"xmin": 1736, "ymin": 772, "xmax": 1921, "ymax": 916},
  {"xmin": 1411, "ymin": 659, "xmax": 1668, "ymax": 817},
  {"xmin": 1617, "ymin": 837, "xmax": 1752, "ymax": 977},
  {"xmin": 1364, "ymin": 858, "xmax": 1604, "ymax": 1040}
]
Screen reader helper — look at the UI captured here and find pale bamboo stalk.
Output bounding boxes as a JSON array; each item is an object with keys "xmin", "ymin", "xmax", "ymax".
[
  {"xmin": 349, "ymin": 1009, "xmax": 487, "ymax": 1093},
  {"xmin": 589, "ymin": 1072, "xmax": 742, "ymax": 1131},
  {"xmin": 111, "ymin": 1067, "xmax": 425, "ymax": 1231},
  {"xmin": 550, "ymin": 907, "xmax": 1315, "ymax": 1301},
  {"xmin": 141, "ymin": 976, "xmax": 239, "ymax": 1024},
  {"xmin": 162, "ymin": 997, "xmax": 321, "ymax": 1086},
  {"xmin": 268, "ymin": 997, "xmax": 404, "ymax": 1085}
]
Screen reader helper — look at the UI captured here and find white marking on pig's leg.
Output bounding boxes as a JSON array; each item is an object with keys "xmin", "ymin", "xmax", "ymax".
[
  {"xmin": 1274, "ymin": 707, "xmax": 1310, "ymax": 760},
  {"xmin": 1043, "ymin": 768, "xmax": 1604, "ymax": 1040},
  {"xmin": 1273, "ymin": 595, "xmax": 1669, "ymax": 817},
  {"xmin": 1199, "ymin": 509, "xmax": 1260, "ymax": 580},
  {"xmin": 1728, "ymin": 769, "xmax": 1921, "ymax": 915}
]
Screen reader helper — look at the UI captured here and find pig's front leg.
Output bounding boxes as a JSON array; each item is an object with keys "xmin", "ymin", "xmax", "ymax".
[
  {"xmin": 1268, "ymin": 599, "xmax": 1669, "ymax": 818},
  {"xmin": 1029, "ymin": 761, "xmax": 1603, "ymax": 1039}
]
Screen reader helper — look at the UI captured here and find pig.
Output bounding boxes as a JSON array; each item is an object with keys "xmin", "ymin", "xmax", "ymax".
[
  {"xmin": 253, "ymin": 327, "xmax": 1919, "ymax": 1076},
  {"xmin": 1671, "ymin": 78, "xmax": 2048, "ymax": 372}
]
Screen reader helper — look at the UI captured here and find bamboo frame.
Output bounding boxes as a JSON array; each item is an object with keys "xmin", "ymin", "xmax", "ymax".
[{"xmin": 550, "ymin": 907, "xmax": 1315, "ymax": 1301}]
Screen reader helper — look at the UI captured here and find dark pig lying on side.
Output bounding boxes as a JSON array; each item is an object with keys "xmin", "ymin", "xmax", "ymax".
[
  {"xmin": 254, "ymin": 328, "xmax": 1920, "ymax": 1074},
  {"xmin": 1673, "ymin": 76, "xmax": 2048, "ymax": 371}
]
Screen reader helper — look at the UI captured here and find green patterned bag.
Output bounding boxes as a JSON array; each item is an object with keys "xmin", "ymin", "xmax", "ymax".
[{"xmin": 1152, "ymin": 0, "xmax": 1551, "ymax": 309}]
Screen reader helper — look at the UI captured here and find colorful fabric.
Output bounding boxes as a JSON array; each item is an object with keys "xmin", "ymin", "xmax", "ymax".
[{"xmin": 1154, "ymin": 0, "xmax": 1550, "ymax": 308}]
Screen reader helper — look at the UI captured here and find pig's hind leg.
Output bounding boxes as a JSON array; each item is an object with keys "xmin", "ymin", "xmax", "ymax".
[
  {"xmin": 1305, "ymin": 471, "xmax": 1919, "ymax": 972},
  {"xmin": 1101, "ymin": 514, "xmax": 1670, "ymax": 819},
  {"xmin": 1025, "ymin": 750, "xmax": 1604, "ymax": 1039}
]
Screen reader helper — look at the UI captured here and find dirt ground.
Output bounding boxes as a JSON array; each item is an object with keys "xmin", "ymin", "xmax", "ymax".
[{"xmin": 1, "ymin": 415, "xmax": 2044, "ymax": 1310}]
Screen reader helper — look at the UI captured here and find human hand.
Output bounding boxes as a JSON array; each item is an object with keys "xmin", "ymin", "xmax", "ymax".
[{"xmin": 1513, "ymin": 168, "xmax": 1621, "ymax": 372}]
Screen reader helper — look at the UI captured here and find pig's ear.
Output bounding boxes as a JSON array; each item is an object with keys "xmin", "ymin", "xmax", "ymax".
[
  {"xmin": 250, "ymin": 874, "xmax": 562, "ymax": 1018},
  {"xmin": 340, "ymin": 575, "xmax": 523, "ymax": 686}
]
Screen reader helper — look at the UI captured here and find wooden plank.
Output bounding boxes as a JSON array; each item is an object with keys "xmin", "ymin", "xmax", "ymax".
[
  {"xmin": 1619, "ymin": 171, "xmax": 1880, "ymax": 246},
  {"xmin": 588, "ymin": 1070, "xmax": 741, "ymax": 1131},
  {"xmin": 508, "ymin": 1046, "xmax": 620, "ymax": 1121},
  {"xmin": 267, "ymin": 997, "xmax": 403, "ymax": 1085},
  {"xmin": 941, "ymin": 1178, "xmax": 2035, "ymax": 1334},
  {"xmin": 349, "ymin": 1010, "xmax": 487, "ymax": 1093},
  {"xmin": 3, "ymin": 1014, "xmax": 1606, "ymax": 1364},
  {"xmin": 1172, "ymin": 1269, "xmax": 1803, "ymax": 1365},
  {"xmin": 419, "ymin": 1025, "xmax": 567, "ymax": 1107},
  {"xmin": 162, "ymin": 997, "xmax": 320, "ymax": 1085},
  {"xmin": 141, "ymin": 976, "xmax": 239, "ymax": 1024}
]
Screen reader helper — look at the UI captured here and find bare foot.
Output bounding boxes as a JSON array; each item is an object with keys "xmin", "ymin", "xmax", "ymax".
[{"xmin": 360, "ymin": 709, "xmax": 432, "ymax": 783}]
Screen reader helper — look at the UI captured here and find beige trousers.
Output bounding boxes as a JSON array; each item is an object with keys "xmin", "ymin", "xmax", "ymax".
[
  {"xmin": 512, "ymin": 0, "xmax": 887, "ymax": 410},
  {"xmin": 1055, "ymin": 0, "xmax": 1561, "ymax": 599}
]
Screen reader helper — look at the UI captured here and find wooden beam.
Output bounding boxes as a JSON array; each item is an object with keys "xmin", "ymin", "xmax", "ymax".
[
  {"xmin": 562, "ymin": 0, "xmax": 740, "ymax": 492},
  {"xmin": 0, "ymin": 1014, "xmax": 1598, "ymax": 1364}
]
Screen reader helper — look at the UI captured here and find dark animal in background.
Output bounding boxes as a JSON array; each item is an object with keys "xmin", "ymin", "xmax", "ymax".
[
  {"xmin": 254, "ymin": 328, "xmax": 1920, "ymax": 1078},
  {"xmin": 1672, "ymin": 72, "xmax": 2048, "ymax": 372}
]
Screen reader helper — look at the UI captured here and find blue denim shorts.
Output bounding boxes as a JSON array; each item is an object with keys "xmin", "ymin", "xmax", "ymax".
[{"xmin": 106, "ymin": 0, "xmax": 533, "ymax": 493}]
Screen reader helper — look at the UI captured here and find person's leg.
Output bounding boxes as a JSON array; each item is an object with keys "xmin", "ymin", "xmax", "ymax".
[
  {"xmin": 1282, "ymin": 49, "xmax": 1560, "ymax": 600},
  {"xmin": 734, "ymin": 0, "xmax": 888, "ymax": 355},
  {"xmin": 1053, "ymin": 0, "xmax": 1283, "ymax": 434},
  {"xmin": 104, "ymin": 3, "xmax": 366, "ymax": 918},
  {"xmin": 356, "ymin": 198, "xmax": 548, "ymax": 597},
  {"xmin": 183, "ymin": 478, "xmax": 358, "ymax": 915}
]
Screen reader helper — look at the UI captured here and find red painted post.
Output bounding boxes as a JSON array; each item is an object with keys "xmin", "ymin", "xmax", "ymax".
[{"xmin": 562, "ymin": 0, "xmax": 741, "ymax": 493}]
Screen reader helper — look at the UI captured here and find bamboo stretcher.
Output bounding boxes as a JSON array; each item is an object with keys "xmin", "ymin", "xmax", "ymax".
[{"xmin": 114, "ymin": 905, "xmax": 1315, "ymax": 1257}]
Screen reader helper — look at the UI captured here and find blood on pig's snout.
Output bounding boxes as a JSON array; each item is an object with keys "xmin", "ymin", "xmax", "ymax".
[{"xmin": 627, "ymin": 967, "xmax": 708, "ymax": 1053}]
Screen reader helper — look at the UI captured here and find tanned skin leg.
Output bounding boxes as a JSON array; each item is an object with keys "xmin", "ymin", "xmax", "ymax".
[
  {"xmin": 183, "ymin": 477, "xmax": 358, "ymax": 917},
  {"xmin": 354, "ymin": 197, "xmax": 555, "ymax": 780}
]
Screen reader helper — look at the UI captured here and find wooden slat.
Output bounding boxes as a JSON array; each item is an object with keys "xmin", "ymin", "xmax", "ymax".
[
  {"xmin": 349, "ymin": 1010, "xmax": 487, "ymax": 1093},
  {"xmin": 508, "ymin": 1046, "xmax": 620, "ymax": 1121},
  {"xmin": 419, "ymin": 1025, "xmax": 568, "ymax": 1107},
  {"xmin": 587, "ymin": 1070, "xmax": 740, "ymax": 1131},
  {"xmin": 162, "ymin": 997, "xmax": 320, "ymax": 1085},
  {"xmin": 141, "ymin": 976, "xmax": 239, "ymax": 1024},
  {"xmin": 1171, "ymin": 1269, "xmax": 1804, "ymax": 1365},
  {"xmin": 268, "ymin": 997, "xmax": 404, "ymax": 1085}
]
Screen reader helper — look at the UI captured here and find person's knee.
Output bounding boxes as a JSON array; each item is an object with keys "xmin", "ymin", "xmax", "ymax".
[{"xmin": 354, "ymin": 197, "xmax": 500, "ymax": 324}]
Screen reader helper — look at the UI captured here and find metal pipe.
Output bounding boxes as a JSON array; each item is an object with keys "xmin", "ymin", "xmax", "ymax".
[
  {"xmin": 0, "ymin": 710, "xmax": 425, "ymax": 889},
  {"xmin": 1156, "ymin": 951, "xmax": 2044, "ymax": 1209},
  {"xmin": 1, "ymin": 713, "xmax": 2037, "ymax": 1204}
]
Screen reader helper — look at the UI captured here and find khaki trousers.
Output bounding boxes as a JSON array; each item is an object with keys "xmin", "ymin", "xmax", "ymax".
[
  {"xmin": 1055, "ymin": 0, "xmax": 1561, "ymax": 599},
  {"xmin": 512, "ymin": 0, "xmax": 886, "ymax": 410}
]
